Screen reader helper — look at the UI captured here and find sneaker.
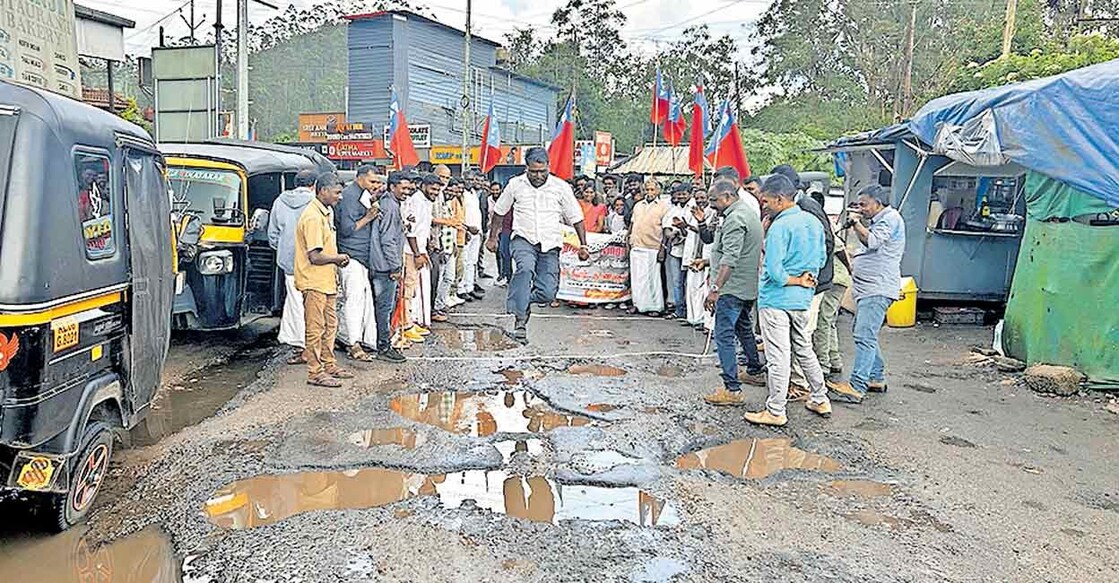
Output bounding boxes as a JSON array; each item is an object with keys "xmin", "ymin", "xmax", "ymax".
[
  {"xmin": 403, "ymin": 328, "xmax": 425, "ymax": 343},
  {"xmin": 745, "ymin": 364, "xmax": 767, "ymax": 377},
  {"xmin": 447, "ymin": 295, "xmax": 466, "ymax": 307},
  {"xmin": 827, "ymin": 380, "xmax": 864, "ymax": 404},
  {"xmin": 805, "ymin": 399, "xmax": 833, "ymax": 417},
  {"xmin": 377, "ymin": 348, "xmax": 407, "ymax": 363},
  {"xmin": 868, "ymin": 380, "xmax": 889, "ymax": 393},
  {"xmin": 703, "ymin": 387, "xmax": 745, "ymax": 407},
  {"xmin": 743, "ymin": 410, "xmax": 788, "ymax": 427}
]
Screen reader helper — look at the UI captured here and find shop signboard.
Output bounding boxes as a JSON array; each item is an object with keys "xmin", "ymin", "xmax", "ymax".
[{"xmin": 298, "ymin": 112, "xmax": 345, "ymax": 143}]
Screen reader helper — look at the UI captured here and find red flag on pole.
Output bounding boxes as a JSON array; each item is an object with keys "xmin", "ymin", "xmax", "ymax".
[
  {"xmin": 479, "ymin": 101, "xmax": 502, "ymax": 174},
  {"xmin": 688, "ymin": 84, "xmax": 711, "ymax": 178},
  {"xmin": 650, "ymin": 66, "xmax": 670, "ymax": 126},
  {"xmin": 705, "ymin": 100, "xmax": 751, "ymax": 180},
  {"xmin": 387, "ymin": 88, "xmax": 419, "ymax": 170},
  {"xmin": 547, "ymin": 94, "xmax": 575, "ymax": 180}
]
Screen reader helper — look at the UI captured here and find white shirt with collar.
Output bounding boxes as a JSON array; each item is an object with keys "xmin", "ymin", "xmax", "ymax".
[
  {"xmin": 492, "ymin": 173, "xmax": 583, "ymax": 252},
  {"xmin": 738, "ymin": 188, "xmax": 761, "ymax": 218}
]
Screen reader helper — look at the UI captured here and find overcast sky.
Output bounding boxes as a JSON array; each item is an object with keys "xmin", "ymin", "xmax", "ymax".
[{"xmin": 81, "ymin": 0, "xmax": 773, "ymax": 57}]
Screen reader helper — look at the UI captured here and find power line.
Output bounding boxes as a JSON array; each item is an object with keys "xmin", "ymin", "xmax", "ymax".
[{"xmin": 124, "ymin": 0, "xmax": 196, "ymax": 40}]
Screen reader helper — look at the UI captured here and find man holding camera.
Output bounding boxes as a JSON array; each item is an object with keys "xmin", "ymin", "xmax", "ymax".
[{"xmin": 831, "ymin": 185, "xmax": 906, "ymax": 403}]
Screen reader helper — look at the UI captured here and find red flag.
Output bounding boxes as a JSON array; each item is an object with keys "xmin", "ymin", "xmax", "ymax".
[
  {"xmin": 548, "ymin": 95, "xmax": 575, "ymax": 180},
  {"xmin": 661, "ymin": 81, "xmax": 686, "ymax": 146},
  {"xmin": 387, "ymin": 88, "xmax": 419, "ymax": 170},
  {"xmin": 706, "ymin": 100, "xmax": 751, "ymax": 180},
  {"xmin": 650, "ymin": 67, "xmax": 669, "ymax": 126},
  {"xmin": 688, "ymin": 85, "xmax": 711, "ymax": 177},
  {"xmin": 479, "ymin": 102, "xmax": 502, "ymax": 173}
]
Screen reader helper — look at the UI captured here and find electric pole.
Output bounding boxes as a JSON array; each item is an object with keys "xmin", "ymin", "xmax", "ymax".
[
  {"xmin": 237, "ymin": 0, "xmax": 249, "ymax": 139},
  {"xmin": 461, "ymin": 0, "xmax": 472, "ymax": 174},
  {"xmin": 214, "ymin": 0, "xmax": 223, "ymax": 137},
  {"xmin": 1001, "ymin": 0, "xmax": 1018, "ymax": 58},
  {"xmin": 903, "ymin": 0, "xmax": 918, "ymax": 114}
]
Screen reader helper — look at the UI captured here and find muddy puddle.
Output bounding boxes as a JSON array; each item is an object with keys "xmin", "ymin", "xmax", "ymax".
[
  {"xmin": 824, "ymin": 480, "xmax": 893, "ymax": 498},
  {"xmin": 204, "ymin": 465, "xmax": 677, "ymax": 530},
  {"xmin": 348, "ymin": 427, "xmax": 426, "ymax": 449},
  {"xmin": 0, "ymin": 525, "xmax": 181, "ymax": 582},
  {"xmin": 656, "ymin": 365, "xmax": 684, "ymax": 378},
  {"xmin": 586, "ymin": 403, "xmax": 620, "ymax": 412},
  {"xmin": 132, "ymin": 345, "xmax": 273, "ymax": 447},
  {"xmin": 676, "ymin": 438, "xmax": 842, "ymax": 480},
  {"xmin": 567, "ymin": 364, "xmax": 627, "ymax": 376},
  {"xmin": 433, "ymin": 327, "xmax": 519, "ymax": 351},
  {"xmin": 389, "ymin": 390, "xmax": 593, "ymax": 437}
]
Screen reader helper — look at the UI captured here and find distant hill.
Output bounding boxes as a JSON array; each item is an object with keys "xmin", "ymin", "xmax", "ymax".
[{"xmin": 249, "ymin": 24, "xmax": 347, "ymax": 141}]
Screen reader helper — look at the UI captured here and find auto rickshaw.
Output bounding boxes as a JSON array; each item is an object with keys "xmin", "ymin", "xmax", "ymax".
[
  {"xmin": 160, "ymin": 140, "xmax": 334, "ymax": 330},
  {"xmin": 0, "ymin": 81, "xmax": 174, "ymax": 530}
]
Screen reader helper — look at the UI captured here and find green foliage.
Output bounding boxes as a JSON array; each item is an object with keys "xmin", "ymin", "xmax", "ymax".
[
  {"xmin": 952, "ymin": 34, "xmax": 1119, "ymax": 91},
  {"xmin": 118, "ymin": 97, "xmax": 152, "ymax": 133},
  {"xmin": 739, "ymin": 129, "xmax": 831, "ymax": 178}
]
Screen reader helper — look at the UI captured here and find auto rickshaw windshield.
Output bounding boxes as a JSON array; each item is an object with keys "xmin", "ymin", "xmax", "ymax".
[
  {"xmin": 167, "ymin": 166, "xmax": 243, "ymax": 225},
  {"xmin": 0, "ymin": 113, "xmax": 15, "ymax": 228}
]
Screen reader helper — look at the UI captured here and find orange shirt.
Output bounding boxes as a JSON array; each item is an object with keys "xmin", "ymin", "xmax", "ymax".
[
  {"xmin": 579, "ymin": 200, "xmax": 607, "ymax": 233},
  {"xmin": 450, "ymin": 197, "xmax": 466, "ymax": 246}
]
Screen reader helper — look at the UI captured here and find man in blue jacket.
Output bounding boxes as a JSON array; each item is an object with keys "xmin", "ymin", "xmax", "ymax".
[
  {"xmin": 745, "ymin": 174, "xmax": 832, "ymax": 427},
  {"xmin": 368, "ymin": 171, "xmax": 412, "ymax": 363}
]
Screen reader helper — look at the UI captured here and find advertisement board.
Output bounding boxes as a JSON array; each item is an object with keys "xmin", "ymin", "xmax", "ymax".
[
  {"xmin": 557, "ymin": 229, "xmax": 631, "ymax": 304},
  {"xmin": 0, "ymin": 0, "xmax": 82, "ymax": 98},
  {"xmin": 298, "ymin": 112, "xmax": 345, "ymax": 143},
  {"xmin": 326, "ymin": 140, "xmax": 387, "ymax": 161},
  {"xmin": 595, "ymin": 131, "xmax": 614, "ymax": 167},
  {"xmin": 429, "ymin": 145, "xmax": 524, "ymax": 166},
  {"xmin": 383, "ymin": 124, "xmax": 431, "ymax": 149}
]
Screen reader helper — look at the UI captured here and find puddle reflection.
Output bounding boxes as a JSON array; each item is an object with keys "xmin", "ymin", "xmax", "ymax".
[
  {"xmin": 347, "ymin": 427, "xmax": 426, "ymax": 449},
  {"xmin": 676, "ymin": 438, "xmax": 842, "ymax": 479},
  {"xmin": 204, "ymin": 462, "xmax": 676, "ymax": 530},
  {"xmin": 0, "ymin": 525, "xmax": 180, "ymax": 582},
  {"xmin": 567, "ymin": 364, "xmax": 627, "ymax": 377},
  {"xmin": 389, "ymin": 390, "xmax": 593, "ymax": 437}
]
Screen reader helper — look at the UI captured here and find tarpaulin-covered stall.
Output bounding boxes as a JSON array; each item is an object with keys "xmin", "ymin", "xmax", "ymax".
[{"xmin": 893, "ymin": 59, "xmax": 1119, "ymax": 382}]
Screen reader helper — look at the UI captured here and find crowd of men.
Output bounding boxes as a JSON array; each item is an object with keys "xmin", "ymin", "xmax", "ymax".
[{"xmin": 267, "ymin": 146, "xmax": 907, "ymax": 431}]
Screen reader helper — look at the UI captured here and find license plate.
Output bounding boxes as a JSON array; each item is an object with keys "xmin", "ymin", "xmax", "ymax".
[{"xmin": 15, "ymin": 456, "xmax": 57, "ymax": 491}]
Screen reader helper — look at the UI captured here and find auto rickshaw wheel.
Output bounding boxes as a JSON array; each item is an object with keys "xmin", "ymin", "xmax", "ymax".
[{"xmin": 44, "ymin": 421, "xmax": 113, "ymax": 532}]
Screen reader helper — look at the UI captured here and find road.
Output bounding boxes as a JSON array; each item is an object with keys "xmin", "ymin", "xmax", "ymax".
[{"xmin": 0, "ymin": 286, "xmax": 1116, "ymax": 582}]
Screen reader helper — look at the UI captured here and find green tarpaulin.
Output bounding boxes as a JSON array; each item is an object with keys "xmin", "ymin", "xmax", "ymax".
[{"xmin": 1004, "ymin": 173, "xmax": 1119, "ymax": 383}]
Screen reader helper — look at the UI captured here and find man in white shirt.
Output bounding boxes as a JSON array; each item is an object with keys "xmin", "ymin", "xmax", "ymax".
[
  {"xmin": 714, "ymin": 166, "xmax": 761, "ymax": 218},
  {"xmin": 404, "ymin": 173, "xmax": 439, "ymax": 336},
  {"xmin": 459, "ymin": 176, "xmax": 485, "ymax": 300},
  {"xmin": 486, "ymin": 147, "xmax": 590, "ymax": 341}
]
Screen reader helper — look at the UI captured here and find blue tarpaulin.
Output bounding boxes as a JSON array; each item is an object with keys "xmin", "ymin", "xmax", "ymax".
[{"xmin": 907, "ymin": 59, "xmax": 1119, "ymax": 207}]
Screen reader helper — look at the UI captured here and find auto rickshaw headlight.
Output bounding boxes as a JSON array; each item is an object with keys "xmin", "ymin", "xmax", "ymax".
[{"xmin": 198, "ymin": 250, "xmax": 234, "ymax": 275}]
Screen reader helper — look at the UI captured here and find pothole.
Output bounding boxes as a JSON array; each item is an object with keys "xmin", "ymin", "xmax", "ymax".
[
  {"xmin": 0, "ymin": 525, "xmax": 180, "ymax": 582},
  {"xmin": 823, "ymin": 480, "xmax": 893, "ymax": 498},
  {"xmin": 132, "ymin": 345, "xmax": 273, "ymax": 447},
  {"xmin": 656, "ymin": 365, "xmax": 683, "ymax": 378},
  {"xmin": 347, "ymin": 427, "xmax": 426, "ymax": 449},
  {"xmin": 676, "ymin": 438, "xmax": 842, "ymax": 479},
  {"xmin": 432, "ymin": 327, "xmax": 519, "ymax": 351},
  {"xmin": 203, "ymin": 465, "xmax": 677, "ymax": 530},
  {"xmin": 586, "ymin": 403, "xmax": 620, "ymax": 412},
  {"xmin": 389, "ymin": 390, "xmax": 594, "ymax": 436},
  {"xmin": 567, "ymin": 364, "xmax": 627, "ymax": 377}
]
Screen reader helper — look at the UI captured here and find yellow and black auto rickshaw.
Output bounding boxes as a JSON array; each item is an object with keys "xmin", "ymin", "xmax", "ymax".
[
  {"xmin": 160, "ymin": 140, "xmax": 334, "ymax": 330},
  {"xmin": 0, "ymin": 81, "xmax": 174, "ymax": 530}
]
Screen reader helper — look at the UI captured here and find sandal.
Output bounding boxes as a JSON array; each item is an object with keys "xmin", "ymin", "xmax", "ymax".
[
  {"xmin": 326, "ymin": 367, "xmax": 355, "ymax": 379},
  {"xmin": 307, "ymin": 374, "xmax": 342, "ymax": 387},
  {"xmin": 287, "ymin": 352, "xmax": 307, "ymax": 365},
  {"xmin": 347, "ymin": 348, "xmax": 375, "ymax": 362}
]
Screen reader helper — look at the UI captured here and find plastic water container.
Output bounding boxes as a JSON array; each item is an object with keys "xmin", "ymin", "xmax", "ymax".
[{"xmin": 886, "ymin": 277, "xmax": 918, "ymax": 328}]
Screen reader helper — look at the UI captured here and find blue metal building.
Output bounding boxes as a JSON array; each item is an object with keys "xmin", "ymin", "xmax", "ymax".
[{"xmin": 344, "ymin": 10, "xmax": 561, "ymax": 155}]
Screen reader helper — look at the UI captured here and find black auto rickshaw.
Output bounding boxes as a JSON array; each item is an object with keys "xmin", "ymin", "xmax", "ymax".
[
  {"xmin": 0, "ymin": 81, "xmax": 174, "ymax": 530},
  {"xmin": 160, "ymin": 140, "xmax": 334, "ymax": 330}
]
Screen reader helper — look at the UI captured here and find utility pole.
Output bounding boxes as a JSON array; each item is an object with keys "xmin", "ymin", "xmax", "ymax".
[
  {"xmin": 214, "ymin": 0, "xmax": 223, "ymax": 137},
  {"xmin": 461, "ymin": 0, "xmax": 472, "ymax": 174},
  {"xmin": 903, "ymin": 0, "xmax": 918, "ymax": 114},
  {"xmin": 237, "ymin": 0, "xmax": 249, "ymax": 139},
  {"xmin": 733, "ymin": 62, "xmax": 741, "ymax": 121},
  {"xmin": 1001, "ymin": 0, "xmax": 1019, "ymax": 58},
  {"xmin": 180, "ymin": 0, "xmax": 199, "ymax": 44}
]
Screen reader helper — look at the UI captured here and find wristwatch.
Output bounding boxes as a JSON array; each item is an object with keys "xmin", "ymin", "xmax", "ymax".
[{"xmin": 709, "ymin": 284, "xmax": 720, "ymax": 293}]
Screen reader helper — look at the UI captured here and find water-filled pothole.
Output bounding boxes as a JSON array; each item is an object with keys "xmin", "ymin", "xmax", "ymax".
[
  {"xmin": 389, "ymin": 390, "xmax": 594, "ymax": 436},
  {"xmin": 824, "ymin": 480, "xmax": 892, "ymax": 498},
  {"xmin": 675, "ymin": 438, "xmax": 841, "ymax": 479},
  {"xmin": 132, "ymin": 345, "xmax": 273, "ymax": 446},
  {"xmin": 0, "ymin": 525, "xmax": 180, "ymax": 582},
  {"xmin": 567, "ymin": 364, "xmax": 627, "ymax": 377},
  {"xmin": 347, "ymin": 427, "xmax": 426, "ymax": 449},
  {"xmin": 203, "ymin": 465, "xmax": 676, "ymax": 530},
  {"xmin": 433, "ymin": 328, "xmax": 519, "ymax": 351}
]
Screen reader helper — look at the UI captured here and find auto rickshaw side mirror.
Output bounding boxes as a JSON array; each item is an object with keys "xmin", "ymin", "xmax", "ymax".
[{"xmin": 176, "ymin": 213, "xmax": 204, "ymax": 266}]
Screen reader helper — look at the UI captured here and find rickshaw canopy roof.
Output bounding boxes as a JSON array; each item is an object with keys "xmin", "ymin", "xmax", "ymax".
[{"xmin": 160, "ymin": 142, "xmax": 322, "ymax": 177}]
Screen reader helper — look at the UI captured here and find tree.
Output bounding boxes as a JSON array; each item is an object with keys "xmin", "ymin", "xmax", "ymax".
[{"xmin": 952, "ymin": 33, "xmax": 1119, "ymax": 91}]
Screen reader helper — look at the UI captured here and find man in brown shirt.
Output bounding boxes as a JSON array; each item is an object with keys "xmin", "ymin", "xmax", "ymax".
[
  {"xmin": 294, "ymin": 172, "xmax": 354, "ymax": 387},
  {"xmin": 628, "ymin": 179, "xmax": 669, "ymax": 315}
]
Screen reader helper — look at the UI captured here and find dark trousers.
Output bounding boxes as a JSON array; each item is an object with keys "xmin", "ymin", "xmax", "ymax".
[
  {"xmin": 370, "ymin": 270, "xmax": 399, "ymax": 352},
  {"xmin": 498, "ymin": 232, "xmax": 513, "ymax": 281}
]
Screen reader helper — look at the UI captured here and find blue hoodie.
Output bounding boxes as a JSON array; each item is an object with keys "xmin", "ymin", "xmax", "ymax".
[{"xmin": 268, "ymin": 186, "xmax": 314, "ymax": 275}]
